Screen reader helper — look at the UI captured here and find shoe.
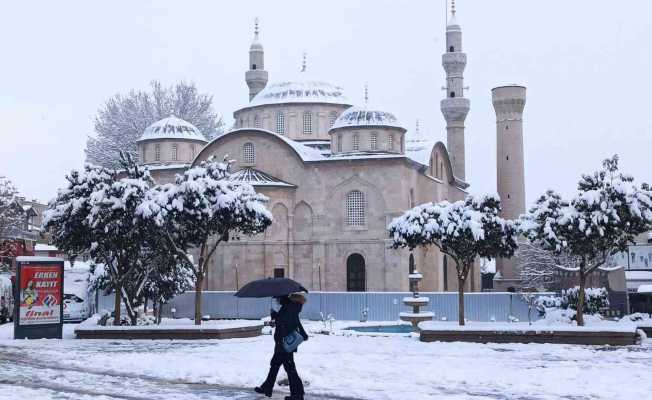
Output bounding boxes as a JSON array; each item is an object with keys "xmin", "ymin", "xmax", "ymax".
[{"xmin": 254, "ymin": 386, "xmax": 272, "ymax": 397}]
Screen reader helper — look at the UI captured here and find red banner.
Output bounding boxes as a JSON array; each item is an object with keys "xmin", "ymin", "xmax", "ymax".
[{"xmin": 19, "ymin": 264, "xmax": 62, "ymax": 325}]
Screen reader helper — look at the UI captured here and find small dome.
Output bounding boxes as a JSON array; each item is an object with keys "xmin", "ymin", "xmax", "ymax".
[
  {"xmin": 331, "ymin": 104, "xmax": 404, "ymax": 131},
  {"xmin": 248, "ymin": 76, "xmax": 350, "ymax": 107},
  {"xmin": 138, "ymin": 115, "xmax": 207, "ymax": 142}
]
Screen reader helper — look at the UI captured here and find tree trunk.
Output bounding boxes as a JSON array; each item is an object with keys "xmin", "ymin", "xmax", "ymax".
[
  {"xmin": 113, "ymin": 285, "xmax": 122, "ymax": 326},
  {"xmin": 457, "ymin": 276, "xmax": 466, "ymax": 326},
  {"xmin": 194, "ymin": 271, "xmax": 204, "ymax": 325},
  {"xmin": 576, "ymin": 269, "xmax": 586, "ymax": 326}
]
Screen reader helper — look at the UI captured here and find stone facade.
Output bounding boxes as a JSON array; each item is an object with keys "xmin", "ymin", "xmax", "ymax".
[{"xmin": 191, "ymin": 129, "xmax": 478, "ymax": 292}]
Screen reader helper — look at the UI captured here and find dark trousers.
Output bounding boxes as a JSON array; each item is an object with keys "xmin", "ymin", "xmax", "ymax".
[{"xmin": 262, "ymin": 344, "xmax": 304, "ymax": 397}]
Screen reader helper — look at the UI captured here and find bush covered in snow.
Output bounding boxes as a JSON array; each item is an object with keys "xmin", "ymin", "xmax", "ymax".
[{"xmin": 561, "ymin": 286, "xmax": 609, "ymax": 314}]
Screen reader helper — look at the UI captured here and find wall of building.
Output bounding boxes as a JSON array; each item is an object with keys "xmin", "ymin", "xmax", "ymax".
[
  {"xmin": 194, "ymin": 129, "xmax": 478, "ymax": 292},
  {"xmin": 233, "ymin": 103, "xmax": 350, "ymax": 141}
]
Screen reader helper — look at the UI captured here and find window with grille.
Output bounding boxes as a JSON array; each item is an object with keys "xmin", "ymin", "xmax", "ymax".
[
  {"xmin": 171, "ymin": 144, "xmax": 178, "ymax": 161},
  {"xmin": 155, "ymin": 144, "xmax": 161, "ymax": 161},
  {"xmin": 254, "ymin": 115, "xmax": 261, "ymax": 128},
  {"xmin": 353, "ymin": 134, "xmax": 360, "ymax": 151},
  {"xmin": 303, "ymin": 111, "xmax": 312, "ymax": 135},
  {"xmin": 276, "ymin": 112, "xmax": 285, "ymax": 135},
  {"xmin": 337, "ymin": 134, "xmax": 343, "ymax": 152},
  {"xmin": 243, "ymin": 142, "xmax": 255, "ymax": 164},
  {"xmin": 346, "ymin": 190, "xmax": 365, "ymax": 226},
  {"xmin": 142, "ymin": 146, "xmax": 146, "ymax": 163},
  {"xmin": 388, "ymin": 135, "xmax": 394, "ymax": 151},
  {"xmin": 190, "ymin": 145, "xmax": 195, "ymax": 160},
  {"xmin": 329, "ymin": 111, "xmax": 337, "ymax": 128},
  {"xmin": 370, "ymin": 132, "xmax": 378, "ymax": 150}
]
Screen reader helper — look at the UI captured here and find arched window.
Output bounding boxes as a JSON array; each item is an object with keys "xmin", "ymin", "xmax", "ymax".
[
  {"xmin": 328, "ymin": 111, "xmax": 338, "ymax": 128},
  {"xmin": 254, "ymin": 115, "xmax": 261, "ymax": 129},
  {"xmin": 370, "ymin": 132, "xmax": 378, "ymax": 150},
  {"xmin": 276, "ymin": 112, "xmax": 285, "ymax": 135},
  {"xmin": 388, "ymin": 135, "xmax": 394, "ymax": 151},
  {"xmin": 171, "ymin": 143, "xmax": 178, "ymax": 161},
  {"xmin": 252, "ymin": 64, "xmax": 257, "ymax": 70},
  {"xmin": 449, "ymin": 46, "xmax": 454, "ymax": 52},
  {"xmin": 346, "ymin": 190, "xmax": 365, "ymax": 226},
  {"xmin": 347, "ymin": 254, "xmax": 366, "ymax": 292},
  {"xmin": 337, "ymin": 134, "xmax": 343, "ymax": 152},
  {"xmin": 353, "ymin": 134, "xmax": 360, "ymax": 151},
  {"xmin": 141, "ymin": 146, "xmax": 146, "ymax": 163},
  {"xmin": 243, "ymin": 142, "xmax": 255, "ymax": 164},
  {"xmin": 303, "ymin": 111, "xmax": 312, "ymax": 135},
  {"xmin": 155, "ymin": 144, "xmax": 161, "ymax": 161},
  {"xmin": 435, "ymin": 153, "xmax": 440, "ymax": 178},
  {"xmin": 450, "ymin": 92, "xmax": 456, "ymax": 98},
  {"xmin": 190, "ymin": 144, "xmax": 195, "ymax": 160}
]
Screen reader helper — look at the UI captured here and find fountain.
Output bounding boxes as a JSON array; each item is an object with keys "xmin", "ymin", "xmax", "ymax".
[{"xmin": 399, "ymin": 265, "xmax": 434, "ymax": 329}]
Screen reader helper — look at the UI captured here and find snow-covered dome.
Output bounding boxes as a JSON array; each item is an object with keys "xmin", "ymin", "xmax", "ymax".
[
  {"xmin": 248, "ymin": 77, "xmax": 350, "ymax": 107},
  {"xmin": 138, "ymin": 115, "xmax": 207, "ymax": 142},
  {"xmin": 331, "ymin": 104, "xmax": 404, "ymax": 131}
]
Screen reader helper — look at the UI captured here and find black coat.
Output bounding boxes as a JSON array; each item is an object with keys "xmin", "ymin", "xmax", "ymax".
[{"xmin": 271, "ymin": 300, "xmax": 308, "ymax": 345}]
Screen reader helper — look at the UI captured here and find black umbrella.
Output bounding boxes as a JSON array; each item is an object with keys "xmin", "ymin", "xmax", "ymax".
[{"xmin": 234, "ymin": 277, "xmax": 308, "ymax": 298}]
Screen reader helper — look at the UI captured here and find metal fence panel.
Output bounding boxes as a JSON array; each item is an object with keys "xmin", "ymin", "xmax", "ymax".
[{"xmin": 98, "ymin": 291, "xmax": 549, "ymax": 323}]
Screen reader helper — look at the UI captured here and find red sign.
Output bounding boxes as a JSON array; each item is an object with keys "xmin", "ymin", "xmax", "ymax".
[{"xmin": 18, "ymin": 264, "xmax": 62, "ymax": 325}]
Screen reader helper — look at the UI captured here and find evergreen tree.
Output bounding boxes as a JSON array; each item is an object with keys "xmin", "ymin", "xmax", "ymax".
[
  {"xmin": 0, "ymin": 176, "xmax": 25, "ymax": 268},
  {"xmin": 522, "ymin": 156, "xmax": 652, "ymax": 325},
  {"xmin": 86, "ymin": 81, "xmax": 224, "ymax": 168},
  {"xmin": 44, "ymin": 154, "xmax": 156, "ymax": 325},
  {"xmin": 388, "ymin": 195, "xmax": 519, "ymax": 325},
  {"xmin": 137, "ymin": 156, "xmax": 272, "ymax": 325}
]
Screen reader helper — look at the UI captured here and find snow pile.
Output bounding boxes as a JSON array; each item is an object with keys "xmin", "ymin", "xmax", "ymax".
[{"xmin": 76, "ymin": 316, "xmax": 262, "ymax": 331}]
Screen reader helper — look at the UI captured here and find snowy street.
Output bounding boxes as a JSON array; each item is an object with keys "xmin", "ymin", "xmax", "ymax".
[{"xmin": 1, "ymin": 323, "xmax": 651, "ymax": 400}]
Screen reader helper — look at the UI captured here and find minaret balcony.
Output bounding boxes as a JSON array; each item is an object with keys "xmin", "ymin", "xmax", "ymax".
[
  {"xmin": 442, "ymin": 52, "xmax": 467, "ymax": 73},
  {"xmin": 440, "ymin": 98, "xmax": 470, "ymax": 122}
]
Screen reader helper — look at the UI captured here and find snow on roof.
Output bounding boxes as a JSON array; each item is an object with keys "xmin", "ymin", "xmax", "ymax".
[
  {"xmin": 34, "ymin": 243, "xmax": 58, "ymax": 252},
  {"xmin": 229, "ymin": 167, "xmax": 296, "ymax": 188},
  {"xmin": 331, "ymin": 104, "xmax": 404, "ymax": 131},
  {"xmin": 638, "ymin": 285, "xmax": 652, "ymax": 294},
  {"xmin": 247, "ymin": 72, "xmax": 350, "ymax": 108},
  {"xmin": 146, "ymin": 163, "xmax": 190, "ymax": 171},
  {"xmin": 138, "ymin": 115, "xmax": 208, "ymax": 143}
]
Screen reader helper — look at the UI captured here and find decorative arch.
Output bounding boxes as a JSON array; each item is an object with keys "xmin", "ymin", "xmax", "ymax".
[
  {"xmin": 192, "ymin": 128, "xmax": 309, "ymax": 167},
  {"xmin": 346, "ymin": 253, "xmax": 366, "ymax": 292},
  {"xmin": 269, "ymin": 202, "xmax": 289, "ymax": 240},
  {"xmin": 429, "ymin": 141, "xmax": 456, "ymax": 184},
  {"xmin": 293, "ymin": 201, "xmax": 313, "ymax": 240}
]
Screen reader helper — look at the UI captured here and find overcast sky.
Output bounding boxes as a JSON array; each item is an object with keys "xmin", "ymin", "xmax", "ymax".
[{"xmin": 1, "ymin": 0, "xmax": 650, "ymax": 205}]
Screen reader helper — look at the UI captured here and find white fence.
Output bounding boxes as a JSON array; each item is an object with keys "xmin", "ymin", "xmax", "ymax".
[{"xmin": 99, "ymin": 291, "xmax": 548, "ymax": 322}]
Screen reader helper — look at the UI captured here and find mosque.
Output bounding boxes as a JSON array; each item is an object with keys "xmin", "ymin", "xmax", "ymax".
[{"xmin": 135, "ymin": 4, "xmax": 527, "ymax": 293}]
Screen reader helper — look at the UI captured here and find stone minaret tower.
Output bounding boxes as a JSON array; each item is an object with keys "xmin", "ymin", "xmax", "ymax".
[
  {"xmin": 440, "ymin": 0, "xmax": 470, "ymax": 181},
  {"xmin": 245, "ymin": 18, "xmax": 268, "ymax": 101},
  {"xmin": 493, "ymin": 85, "xmax": 526, "ymax": 290}
]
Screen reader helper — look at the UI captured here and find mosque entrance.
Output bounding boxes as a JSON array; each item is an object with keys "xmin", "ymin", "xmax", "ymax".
[{"xmin": 346, "ymin": 254, "xmax": 366, "ymax": 292}]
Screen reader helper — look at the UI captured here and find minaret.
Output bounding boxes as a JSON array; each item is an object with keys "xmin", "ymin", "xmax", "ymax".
[
  {"xmin": 440, "ymin": 0, "xmax": 470, "ymax": 181},
  {"xmin": 493, "ymin": 85, "xmax": 526, "ymax": 290},
  {"xmin": 245, "ymin": 18, "xmax": 268, "ymax": 101}
]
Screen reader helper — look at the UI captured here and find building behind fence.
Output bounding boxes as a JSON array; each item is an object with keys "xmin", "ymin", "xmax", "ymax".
[{"xmin": 99, "ymin": 291, "xmax": 548, "ymax": 323}]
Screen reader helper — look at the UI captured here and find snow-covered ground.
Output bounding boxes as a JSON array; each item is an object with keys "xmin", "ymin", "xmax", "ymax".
[{"xmin": 0, "ymin": 320, "xmax": 651, "ymax": 400}]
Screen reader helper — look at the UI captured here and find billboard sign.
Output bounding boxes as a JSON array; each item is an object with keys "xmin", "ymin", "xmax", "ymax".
[{"xmin": 14, "ymin": 257, "xmax": 64, "ymax": 339}]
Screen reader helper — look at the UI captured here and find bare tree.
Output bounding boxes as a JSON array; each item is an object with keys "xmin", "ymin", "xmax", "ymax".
[
  {"xmin": 86, "ymin": 80, "xmax": 224, "ymax": 168},
  {"xmin": 0, "ymin": 176, "xmax": 25, "ymax": 266}
]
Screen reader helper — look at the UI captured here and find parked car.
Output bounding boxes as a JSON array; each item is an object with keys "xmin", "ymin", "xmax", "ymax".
[{"xmin": 63, "ymin": 262, "xmax": 95, "ymax": 322}]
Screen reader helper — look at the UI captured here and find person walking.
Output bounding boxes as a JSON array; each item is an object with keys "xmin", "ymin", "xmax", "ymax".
[{"xmin": 255, "ymin": 293, "xmax": 308, "ymax": 400}]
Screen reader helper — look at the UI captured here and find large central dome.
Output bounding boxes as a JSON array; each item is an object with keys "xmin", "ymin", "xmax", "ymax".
[{"xmin": 248, "ymin": 76, "xmax": 350, "ymax": 107}]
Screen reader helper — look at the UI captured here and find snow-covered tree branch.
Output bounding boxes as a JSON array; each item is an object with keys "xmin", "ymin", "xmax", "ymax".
[
  {"xmin": 521, "ymin": 155, "xmax": 652, "ymax": 326},
  {"xmin": 86, "ymin": 80, "xmax": 224, "ymax": 168},
  {"xmin": 137, "ymin": 155, "xmax": 273, "ymax": 325},
  {"xmin": 388, "ymin": 194, "xmax": 519, "ymax": 326}
]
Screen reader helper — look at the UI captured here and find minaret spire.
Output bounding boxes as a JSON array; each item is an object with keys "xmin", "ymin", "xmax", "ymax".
[
  {"xmin": 301, "ymin": 52, "xmax": 307, "ymax": 72},
  {"xmin": 364, "ymin": 83, "xmax": 369, "ymax": 103},
  {"xmin": 440, "ymin": 0, "xmax": 469, "ymax": 181},
  {"xmin": 245, "ymin": 17, "xmax": 268, "ymax": 101}
]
